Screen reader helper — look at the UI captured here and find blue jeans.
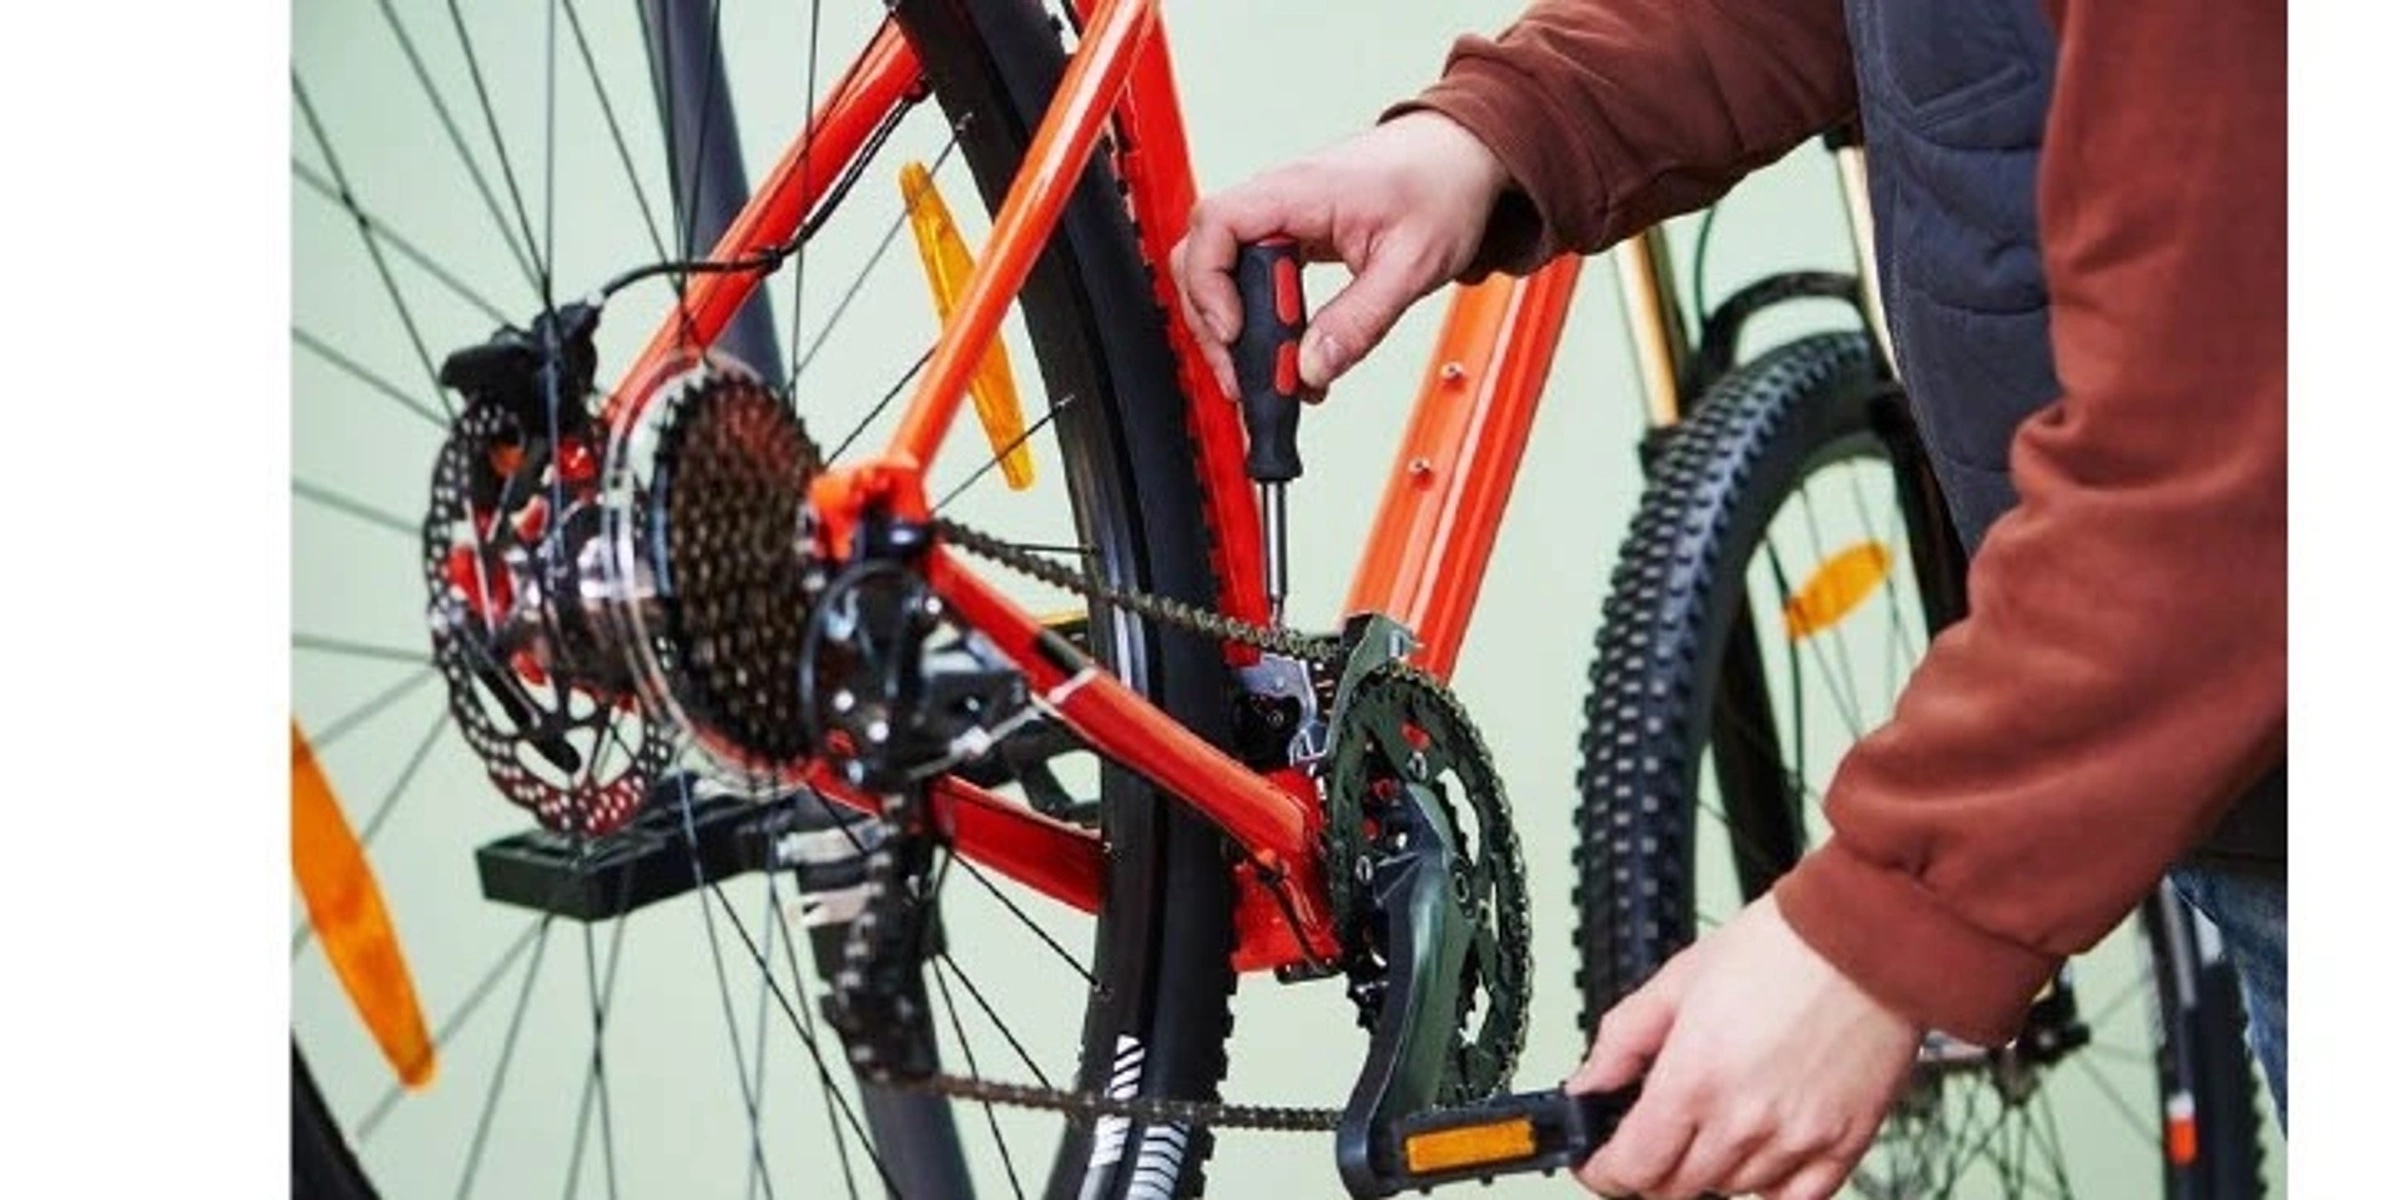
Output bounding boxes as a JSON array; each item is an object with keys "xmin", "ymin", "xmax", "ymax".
[{"xmin": 2168, "ymin": 865, "xmax": 2287, "ymax": 1130}]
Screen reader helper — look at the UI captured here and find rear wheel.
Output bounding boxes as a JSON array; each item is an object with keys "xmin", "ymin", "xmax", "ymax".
[
  {"xmin": 292, "ymin": 2, "xmax": 1239, "ymax": 1195},
  {"xmin": 1573, "ymin": 332, "xmax": 2264, "ymax": 1197}
]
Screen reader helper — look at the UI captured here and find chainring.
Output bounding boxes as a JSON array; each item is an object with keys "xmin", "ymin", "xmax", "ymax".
[{"xmin": 1323, "ymin": 660, "xmax": 1531, "ymax": 1107}]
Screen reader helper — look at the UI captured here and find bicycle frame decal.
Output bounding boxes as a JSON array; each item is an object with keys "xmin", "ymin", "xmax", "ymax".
[{"xmin": 599, "ymin": 0, "xmax": 1574, "ymax": 974}]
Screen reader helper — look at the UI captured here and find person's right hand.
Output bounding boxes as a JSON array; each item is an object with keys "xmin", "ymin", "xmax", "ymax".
[{"xmin": 1169, "ymin": 110, "xmax": 1513, "ymax": 400}]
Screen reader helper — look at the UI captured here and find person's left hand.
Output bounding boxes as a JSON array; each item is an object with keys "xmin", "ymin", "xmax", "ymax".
[{"xmin": 1570, "ymin": 893, "xmax": 1926, "ymax": 1200}]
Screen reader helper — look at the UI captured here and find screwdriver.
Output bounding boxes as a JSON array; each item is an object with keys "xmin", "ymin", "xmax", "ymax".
[{"xmin": 1230, "ymin": 237, "xmax": 1315, "ymax": 625}]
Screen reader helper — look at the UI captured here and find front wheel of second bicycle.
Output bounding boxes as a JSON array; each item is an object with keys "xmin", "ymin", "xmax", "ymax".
[{"xmin": 1572, "ymin": 331, "xmax": 2263, "ymax": 1197}]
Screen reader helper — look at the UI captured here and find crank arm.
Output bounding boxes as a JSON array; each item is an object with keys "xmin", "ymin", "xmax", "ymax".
[
  {"xmin": 1330, "ymin": 725, "xmax": 1637, "ymax": 1196},
  {"xmin": 1333, "ymin": 777, "xmax": 1470, "ymax": 1196}
]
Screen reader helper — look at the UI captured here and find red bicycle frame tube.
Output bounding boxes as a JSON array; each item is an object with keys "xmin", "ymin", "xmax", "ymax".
[
  {"xmin": 888, "ymin": 0, "xmax": 1156, "ymax": 465},
  {"xmin": 1343, "ymin": 260, "xmax": 1582, "ymax": 681},
  {"xmin": 603, "ymin": 2, "xmax": 1580, "ymax": 973}
]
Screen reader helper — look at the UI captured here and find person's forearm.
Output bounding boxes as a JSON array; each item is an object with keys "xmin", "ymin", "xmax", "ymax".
[
  {"xmin": 1773, "ymin": 0, "xmax": 2287, "ymax": 1045},
  {"xmin": 1388, "ymin": 0, "xmax": 1856, "ymax": 276}
]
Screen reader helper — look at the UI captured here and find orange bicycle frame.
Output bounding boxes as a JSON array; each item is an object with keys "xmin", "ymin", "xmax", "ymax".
[{"xmin": 601, "ymin": 0, "xmax": 1588, "ymax": 975}]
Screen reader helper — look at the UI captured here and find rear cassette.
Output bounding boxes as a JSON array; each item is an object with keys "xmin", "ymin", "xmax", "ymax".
[{"xmin": 597, "ymin": 355, "xmax": 827, "ymax": 793}]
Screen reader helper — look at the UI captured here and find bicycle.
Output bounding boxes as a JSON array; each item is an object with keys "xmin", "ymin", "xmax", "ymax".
[{"xmin": 290, "ymin": 2, "xmax": 2266, "ymax": 1196}]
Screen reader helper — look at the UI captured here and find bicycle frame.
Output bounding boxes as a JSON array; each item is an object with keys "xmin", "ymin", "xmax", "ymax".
[{"xmin": 602, "ymin": 0, "xmax": 1880, "ymax": 976}]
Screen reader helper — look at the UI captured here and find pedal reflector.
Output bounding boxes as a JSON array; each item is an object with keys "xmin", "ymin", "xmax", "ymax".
[
  {"xmin": 1402, "ymin": 1114, "xmax": 1538, "ymax": 1175},
  {"xmin": 901, "ymin": 159, "xmax": 1035, "ymax": 490}
]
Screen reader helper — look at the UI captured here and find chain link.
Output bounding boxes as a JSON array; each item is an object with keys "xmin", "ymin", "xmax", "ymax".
[{"xmin": 933, "ymin": 517, "xmax": 1343, "ymax": 666}]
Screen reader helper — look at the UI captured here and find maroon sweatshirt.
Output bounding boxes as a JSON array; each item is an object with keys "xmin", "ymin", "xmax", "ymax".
[{"xmin": 1392, "ymin": 0, "xmax": 2285, "ymax": 1044}]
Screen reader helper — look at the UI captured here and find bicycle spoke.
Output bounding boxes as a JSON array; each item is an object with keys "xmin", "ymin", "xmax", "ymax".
[
  {"xmin": 790, "ymin": 139, "xmax": 959, "ymax": 383},
  {"xmin": 782, "ymin": 0, "xmax": 829, "ymax": 403},
  {"xmin": 2085, "ymin": 971, "xmax": 2152, "ymax": 1034},
  {"xmin": 312, "ymin": 668, "xmax": 440, "ymax": 753},
  {"xmin": 741, "ymin": 886, "xmax": 784, "ymax": 1200},
  {"xmin": 2070, "ymin": 1053, "xmax": 2164, "ymax": 1150},
  {"xmin": 370, "ymin": 0, "xmax": 539, "ymax": 291},
  {"xmin": 932, "ymin": 956, "xmax": 1029, "ymax": 1200},
  {"xmin": 957, "ymin": 858, "xmax": 1093, "ymax": 986},
  {"xmin": 358, "ymin": 915, "xmax": 543, "ymax": 1139},
  {"xmin": 762, "ymin": 873, "xmax": 865, "ymax": 1200},
  {"xmin": 293, "ymin": 325, "xmax": 448, "ymax": 432},
  {"xmin": 698, "ymin": 877, "xmax": 901, "ymax": 1196},
  {"xmin": 671, "ymin": 797, "xmax": 781, "ymax": 1191},
  {"xmin": 559, "ymin": 0, "xmax": 669, "ymax": 266},
  {"xmin": 293, "ymin": 633, "xmax": 430, "ymax": 666},
  {"xmin": 1794, "ymin": 487, "xmax": 1876, "ymax": 737},
  {"xmin": 2032, "ymin": 1095, "xmax": 2075, "ymax": 1200},
  {"xmin": 292, "ymin": 160, "xmax": 513, "ymax": 327},
  {"xmin": 444, "ymin": 0, "xmax": 549, "ymax": 302},
  {"xmin": 935, "ymin": 395, "xmax": 1074, "ymax": 511},
  {"xmin": 543, "ymin": 0, "xmax": 560, "ymax": 299},
  {"xmin": 934, "ymin": 949, "xmax": 1055, "ymax": 1090},
  {"xmin": 293, "ymin": 76, "xmax": 457, "ymax": 420},
  {"xmin": 455, "ymin": 916, "xmax": 556, "ymax": 1198},
  {"xmin": 561, "ymin": 912, "xmax": 630, "ymax": 1200},
  {"xmin": 826, "ymin": 346, "xmax": 935, "ymax": 463},
  {"xmin": 295, "ymin": 478, "xmax": 421, "ymax": 539}
]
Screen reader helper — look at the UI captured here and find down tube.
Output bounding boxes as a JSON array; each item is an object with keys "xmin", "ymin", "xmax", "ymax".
[{"xmin": 1343, "ymin": 258, "xmax": 1582, "ymax": 681}]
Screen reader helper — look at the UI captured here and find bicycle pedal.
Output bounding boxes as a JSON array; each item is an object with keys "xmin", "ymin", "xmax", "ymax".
[{"xmin": 1372, "ymin": 1086, "xmax": 1636, "ymax": 1194}]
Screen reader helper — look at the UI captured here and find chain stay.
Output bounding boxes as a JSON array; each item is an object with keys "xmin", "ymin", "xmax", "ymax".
[{"xmin": 846, "ymin": 514, "xmax": 1497, "ymax": 1134}]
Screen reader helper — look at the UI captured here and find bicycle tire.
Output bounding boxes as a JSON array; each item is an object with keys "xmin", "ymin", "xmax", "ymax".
[
  {"xmin": 1571, "ymin": 330, "xmax": 2262, "ymax": 1197},
  {"xmin": 290, "ymin": 1, "xmax": 1240, "ymax": 1195},
  {"xmin": 904, "ymin": 2, "xmax": 1242, "ymax": 1194}
]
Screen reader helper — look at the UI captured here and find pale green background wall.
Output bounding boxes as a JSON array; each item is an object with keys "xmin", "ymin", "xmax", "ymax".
[{"xmin": 291, "ymin": 2, "xmax": 2276, "ymax": 1196}]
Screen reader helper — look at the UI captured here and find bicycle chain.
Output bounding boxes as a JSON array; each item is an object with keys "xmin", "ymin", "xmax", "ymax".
[
  {"xmin": 841, "ymin": 515, "xmax": 1520, "ymax": 1136},
  {"xmin": 932, "ymin": 516, "xmax": 1344, "ymax": 668}
]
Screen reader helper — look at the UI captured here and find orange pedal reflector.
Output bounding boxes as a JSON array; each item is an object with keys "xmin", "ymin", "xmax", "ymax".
[
  {"xmin": 292, "ymin": 719, "xmax": 436, "ymax": 1090},
  {"xmin": 1782, "ymin": 539, "xmax": 1893, "ymax": 641},
  {"xmin": 1402, "ymin": 1114, "xmax": 1539, "ymax": 1175},
  {"xmin": 901, "ymin": 160, "xmax": 1035, "ymax": 490}
]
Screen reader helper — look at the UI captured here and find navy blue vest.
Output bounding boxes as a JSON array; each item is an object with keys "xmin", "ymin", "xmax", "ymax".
[{"xmin": 1843, "ymin": 0, "xmax": 2282, "ymax": 872}]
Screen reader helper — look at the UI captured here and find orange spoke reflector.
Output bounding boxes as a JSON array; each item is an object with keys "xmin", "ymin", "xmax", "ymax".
[
  {"xmin": 292, "ymin": 719, "xmax": 435, "ymax": 1090},
  {"xmin": 1782, "ymin": 539, "xmax": 1892, "ymax": 641},
  {"xmin": 1402, "ymin": 1115, "xmax": 1538, "ymax": 1175},
  {"xmin": 902, "ymin": 159, "xmax": 1035, "ymax": 490}
]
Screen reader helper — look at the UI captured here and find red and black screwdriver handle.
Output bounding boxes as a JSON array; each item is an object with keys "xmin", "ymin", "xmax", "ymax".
[{"xmin": 1230, "ymin": 237, "xmax": 1313, "ymax": 483}]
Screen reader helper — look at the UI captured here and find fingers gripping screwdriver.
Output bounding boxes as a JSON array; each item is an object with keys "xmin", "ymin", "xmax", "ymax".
[{"xmin": 1230, "ymin": 238, "xmax": 1314, "ymax": 624}]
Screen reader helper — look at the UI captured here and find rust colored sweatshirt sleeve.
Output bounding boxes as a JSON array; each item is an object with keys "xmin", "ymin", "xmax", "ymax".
[
  {"xmin": 1385, "ymin": 0, "xmax": 1857, "ymax": 276},
  {"xmin": 1392, "ymin": 2, "xmax": 2285, "ymax": 1044},
  {"xmin": 1770, "ymin": 0, "xmax": 2287, "ymax": 1045}
]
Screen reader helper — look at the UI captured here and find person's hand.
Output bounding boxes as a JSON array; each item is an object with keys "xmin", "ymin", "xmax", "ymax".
[
  {"xmin": 1570, "ymin": 894, "xmax": 1925, "ymax": 1200},
  {"xmin": 1169, "ymin": 111, "xmax": 1511, "ymax": 399}
]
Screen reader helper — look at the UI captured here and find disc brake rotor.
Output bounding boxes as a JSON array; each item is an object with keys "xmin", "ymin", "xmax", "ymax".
[{"xmin": 423, "ymin": 401, "xmax": 668, "ymax": 836}]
